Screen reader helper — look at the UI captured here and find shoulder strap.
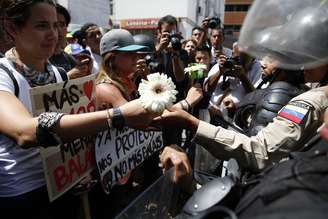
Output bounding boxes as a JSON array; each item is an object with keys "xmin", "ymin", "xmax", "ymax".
[
  {"xmin": 57, "ymin": 66, "xmax": 68, "ymax": 81},
  {"xmin": 0, "ymin": 63, "xmax": 19, "ymax": 97}
]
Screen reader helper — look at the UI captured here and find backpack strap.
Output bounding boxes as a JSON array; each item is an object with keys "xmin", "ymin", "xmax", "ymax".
[
  {"xmin": 0, "ymin": 63, "xmax": 19, "ymax": 97},
  {"xmin": 56, "ymin": 66, "xmax": 68, "ymax": 81}
]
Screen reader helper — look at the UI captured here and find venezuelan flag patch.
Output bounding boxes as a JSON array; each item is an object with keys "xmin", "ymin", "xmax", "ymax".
[{"xmin": 278, "ymin": 101, "xmax": 312, "ymax": 124}]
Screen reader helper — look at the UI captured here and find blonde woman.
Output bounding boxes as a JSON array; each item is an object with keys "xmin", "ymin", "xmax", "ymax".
[
  {"xmin": 0, "ymin": 1, "xmax": 157, "ymax": 217},
  {"xmin": 96, "ymin": 29, "xmax": 146, "ymax": 109}
]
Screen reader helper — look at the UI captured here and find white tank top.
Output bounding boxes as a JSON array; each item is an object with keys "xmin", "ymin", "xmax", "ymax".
[{"xmin": 0, "ymin": 58, "xmax": 64, "ymax": 197}]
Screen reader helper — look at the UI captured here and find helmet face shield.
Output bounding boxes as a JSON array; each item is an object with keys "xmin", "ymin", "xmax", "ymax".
[{"xmin": 239, "ymin": 0, "xmax": 328, "ymax": 70}]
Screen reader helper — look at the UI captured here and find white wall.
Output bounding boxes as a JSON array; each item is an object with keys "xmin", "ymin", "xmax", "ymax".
[
  {"xmin": 56, "ymin": 0, "xmax": 224, "ymax": 36},
  {"xmin": 114, "ymin": 0, "xmax": 189, "ymax": 20},
  {"xmin": 197, "ymin": 0, "xmax": 225, "ymax": 27},
  {"xmin": 57, "ymin": 0, "xmax": 110, "ymax": 27}
]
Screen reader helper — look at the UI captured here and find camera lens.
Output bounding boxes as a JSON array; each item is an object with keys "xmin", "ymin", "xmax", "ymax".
[
  {"xmin": 170, "ymin": 37, "xmax": 182, "ymax": 51},
  {"xmin": 223, "ymin": 57, "xmax": 241, "ymax": 69},
  {"xmin": 208, "ymin": 17, "xmax": 221, "ymax": 29},
  {"xmin": 224, "ymin": 60, "xmax": 234, "ymax": 69}
]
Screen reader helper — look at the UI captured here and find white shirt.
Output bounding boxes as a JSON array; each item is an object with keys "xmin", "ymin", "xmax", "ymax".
[
  {"xmin": 87, "ymin": 47, "xmax": 102, "ymax": 74},
  {"xmin": 211, "ymin": 46, "xmax": 233, "ymax": 63},
  {"xmin": 0, "ymin": 58, "xmax": 63, "ymax": 197},
  {"xmin": 205, "ymin": 60, "xmax": 262, "ymax": 109}
]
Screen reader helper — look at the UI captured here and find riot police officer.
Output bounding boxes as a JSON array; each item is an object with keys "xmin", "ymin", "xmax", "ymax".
[{"xmin": 157, "ymin": 0, "xmax": 328, "ymax": 172}]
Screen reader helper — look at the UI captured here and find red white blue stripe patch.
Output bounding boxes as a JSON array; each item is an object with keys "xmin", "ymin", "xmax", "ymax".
[{"xmin": 278, "ymin": 102, "xmax": 311, "ymax": 124}]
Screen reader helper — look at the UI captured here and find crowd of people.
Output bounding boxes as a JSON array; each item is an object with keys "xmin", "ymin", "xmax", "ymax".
[{"xmin": 0, "ymin": 0, "xmax": 327, "ymax": 218}]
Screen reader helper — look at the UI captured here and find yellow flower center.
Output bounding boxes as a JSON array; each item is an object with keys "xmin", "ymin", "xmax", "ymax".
[{"xmin": 154, "ymin": 84, "xmax": 163, "ymax": 94}]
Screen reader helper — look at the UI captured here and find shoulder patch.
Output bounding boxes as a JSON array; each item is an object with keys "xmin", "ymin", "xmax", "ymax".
[{"xmin": 278, "ymin": 101, "xmax": 312, "ymax": 124}]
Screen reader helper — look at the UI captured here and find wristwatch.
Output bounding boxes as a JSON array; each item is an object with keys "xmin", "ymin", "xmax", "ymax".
[{"xmin": 112, "ymin": 107, "xmax": 125, "ymax": 129}]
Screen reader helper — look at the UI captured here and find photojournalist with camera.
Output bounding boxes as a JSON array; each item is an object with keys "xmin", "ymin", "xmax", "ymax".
[
  {"xmin": 204, "ymin": 46, "xmax": 261, "ymax": 122},
  {"xmin": 155, "ymin": 15, "xmax": 189, "ymax": 145},
  {"xmin": 155, "ymin": 15, "xmax": 189, "ymax": 97},
  {"xmin": 200, "ymin": 16, "xmax": 233, "ymax": 66}
]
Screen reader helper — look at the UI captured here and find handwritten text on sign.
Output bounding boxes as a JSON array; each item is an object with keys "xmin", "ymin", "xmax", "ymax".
[
  {"xmin": 29, "ymin": 74, "xmax": 96, "ymax": 202},
  {"xmin": 95, "ymin": 127, "xmax": 163, "ymax": 194}
]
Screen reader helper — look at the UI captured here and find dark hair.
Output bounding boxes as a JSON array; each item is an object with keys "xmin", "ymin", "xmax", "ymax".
[
  {"xmin": 210, "ymin": 27, "xmax": 224, "ymax": 37},
  {"xmin": 196, "ymin": 45, "xmax": 211, "ymax": 57},
  {"xmin": 192, "ymin": 26, "xmax": 204, "ymax": 33},
  {"xmin": 4, "ymin": 0, "xmax": 56, "ymax": 27},
  {"xmin": 56, "ymin": 3, "xmax": 70, "ymax": 26},
  {"xmin": 79, "ymin": 22, "xmax": 98, "ymax": 48},
  {"xmin": 0, "ymin": 3, "xmax": 7, "ymax": 38},
  {"xmin": 157, "ymin": 15, "xmax": 177, "ymax": 32},
  {"xmin": 73, "ymin": 30, "xmax": 84, "ymax": 47},
  {"xmin": 80, "ymin": 22, "xmax": 97, "ymax": 38}
]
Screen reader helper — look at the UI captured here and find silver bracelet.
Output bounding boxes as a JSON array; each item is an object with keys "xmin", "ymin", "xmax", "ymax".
[
  {"xmin": 36, "ymin": 112, "xmax": 65, "ymax": 147},
  {"xmin": 179, "ymin": 100, "xmax": 190, "ymax": 111},
  {"xmin": 38, "ymin": 112, "xmax": 65, "ymax": 131}
]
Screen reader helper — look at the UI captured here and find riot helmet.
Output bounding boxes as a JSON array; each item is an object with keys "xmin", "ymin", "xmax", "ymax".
[
  {"xmin": 239, "ymin": 0, "xmax": 328, "ymax": 70},
  {"xmin": 133, "ymin": 34, "xmax": 155, "ymax": 53}
]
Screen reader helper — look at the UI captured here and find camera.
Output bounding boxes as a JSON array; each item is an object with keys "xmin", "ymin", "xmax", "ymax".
[
  {"xmin": 145, "ymin": 54, "xmax": 162, "ymax": 73},
  {"xmin": 208, "ymin": 16, "xmax": 221, "ymax": 29},
  {"xmin": 223, "ymin": 57, "xmax": 241, "ymax": 69},
  {"xmin": 168, "ymin": 32, "xmax": 182, "ymax": 51}
]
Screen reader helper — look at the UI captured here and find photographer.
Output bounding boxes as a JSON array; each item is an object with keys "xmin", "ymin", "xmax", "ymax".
[
  {"xmin": 204, "ymin": 50, "xmax": 261, "ymax": 121},
  {"xmin": 65, "ymin": 43, "xmax": 93, "ymax": 79},
  {"xmin": 155, "ymin": 15, "xmax": 190, "ymax": 146},
  {"xmin": 191, "ymin": 26, "xmax": 207, "ymax": 47},
  {"xmin": 155, "ymin": 15, "xmax": 189, "ymax": 102},
  {"xmin": 133, "ymin": 34, "xmax": 159, "ymax": 81},
  {"xmin": 209, "ymin": 28, "xmax": 232, "ymax": 66}
]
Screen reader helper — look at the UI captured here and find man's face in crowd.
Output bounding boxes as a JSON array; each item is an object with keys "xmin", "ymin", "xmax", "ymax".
[
  {"xmin": 184, "ymin": 40, "xmax": 196, "ymax": 56},
  {"xmin": 195, "ymin": 50, "xmax": 211, "ymax": 70},
  {"xmin": 85, "ymin": 25, "xmax": 102, "ymax": 55},
  {"xmin": 210, "ymin": 28, "xmax": 223, "ymax": 49},
  {"xmin": 192, "ymin": 29, "xmax": 203, "ymax": 43},
  {"xmin": 159, "ymin": 23, "xmax": 177, "ymax": 37},
  {"xmin": 56, "ymin": 13, "xmax": 67, "ymax": 50}
]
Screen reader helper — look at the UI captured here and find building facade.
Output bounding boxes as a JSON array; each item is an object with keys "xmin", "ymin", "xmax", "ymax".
[
  {"xmin": 113, "ymin": 0, "xmax": 224, "ymax": 39},
  {"xmin": 56, "ymin": 0, "xmax": 225, "ymax": 40},
  {"xmin": 224, "ymin": 0, "xmax": 254, "ymax": 40},
  {"xmin": 57, "ymin": 0, "xmax": 111, "ymax": 29}
]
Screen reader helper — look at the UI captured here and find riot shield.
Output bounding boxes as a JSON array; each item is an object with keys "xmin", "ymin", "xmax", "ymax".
[
  {"xmin": 193, "ymin": 109, "xmax": 244, "ymax": 185},
  {"xmin": 115, "ymin": 168, "xmax": 185, "ymax": 219},
  {"xmin": 193, "ymin": 109, "xmax": 223, "ymax": 184}
]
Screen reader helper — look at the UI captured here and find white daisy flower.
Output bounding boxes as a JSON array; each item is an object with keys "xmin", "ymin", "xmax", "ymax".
[
  {"xmin": 184, "ymin": 63, "xmax": 208, "ymax": 80},
  {"xmin": 138, "ymin": 73, "xmax": 178, "ymax": 113},
  {"xmin": 184, "ymin": 64, "xmax": 207, "ymax": 74}
]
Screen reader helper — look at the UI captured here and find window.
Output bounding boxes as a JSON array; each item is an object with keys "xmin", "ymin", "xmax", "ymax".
[
  {"xmin": 225, "ymin": 4, "xmax": 250, "ymax": 12},
  {"xmin": 109, "ymin": 0, "xmax": 114, "ymax": 15},
  {"xmin": 224, "ymin": 25, "xmax": 242, "ymax": 31}
]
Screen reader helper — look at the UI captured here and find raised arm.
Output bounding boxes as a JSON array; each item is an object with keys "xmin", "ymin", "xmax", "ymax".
[{"xmin": 0, "ymin": 91, "xmax": 158, "ymax": 148}]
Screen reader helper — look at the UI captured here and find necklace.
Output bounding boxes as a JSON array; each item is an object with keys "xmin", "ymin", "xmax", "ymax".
[{"xmin": 8, "ymin": 48, "xmax": 56, "ymax": 87}]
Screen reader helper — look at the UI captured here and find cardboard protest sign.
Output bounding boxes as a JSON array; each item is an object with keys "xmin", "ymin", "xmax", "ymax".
[
  {"xmin": 29, "ymin": 74, "xmax": 96, "ymax": 202},
  {"xmin": 95, "ymin": 127, "xmax": 163, "ymax": 194}
]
